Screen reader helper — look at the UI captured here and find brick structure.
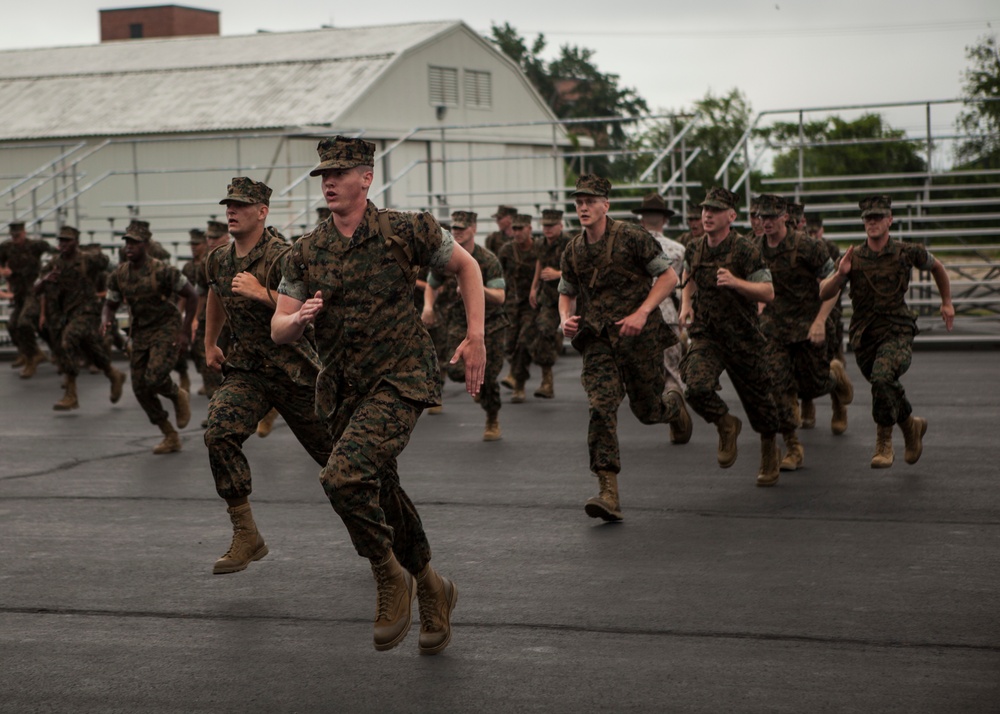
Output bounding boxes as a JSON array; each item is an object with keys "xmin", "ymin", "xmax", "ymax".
[{"xmin": 100, "ymin": 5, "xmax": 219, "ymax": 42}]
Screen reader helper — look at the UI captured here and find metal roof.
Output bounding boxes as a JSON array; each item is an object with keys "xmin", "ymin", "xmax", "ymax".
[{"xmin": 0, "ymin": 21, "xmax": 459, "ymax": 139}]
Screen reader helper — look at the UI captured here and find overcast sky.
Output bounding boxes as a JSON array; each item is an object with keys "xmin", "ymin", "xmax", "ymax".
[{"xmin": 2, "ymin": 0, "xmax": 997, "ymax": 167}]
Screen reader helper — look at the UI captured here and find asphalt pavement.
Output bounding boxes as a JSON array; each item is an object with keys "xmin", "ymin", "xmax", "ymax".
[{"xmin": 1, "ymin": 349, "xmax": 998, "ymax": 713}]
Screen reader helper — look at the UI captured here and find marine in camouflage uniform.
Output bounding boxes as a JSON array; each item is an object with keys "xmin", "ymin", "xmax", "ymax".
[
  {"xmin": 0, "ymin": 221, "xmax": 51, "ymax": 377},
  {"xmin": 203, "ymin": 178, "xmax": 333, "ymax": 574},
  {"xmin": 426, "ymin": 210, "xmax": 509, "ymax": 439},
  {"xmin": 484, "ymin": 205, "xmax": 516, "ymax": 257},
  {"xmin": 273, "ymin": 136, "xmax": 486, "ymax": 654},
  {"xmin": 103, "ymin": 220, "xmax": 197, "ymax": 454},
  {"xmin": 174, "ymin": 228, "xmax": 207, "ymax": 394},
  {"xmin": 37, "ymin": 226, "xmax": 126, "ymax": 410},
  {"xmin": 497, "ymin": 214, "xmax": 542, "ymax": 402},
  {"xmin": 194, "ymin": 221, "xmax": 232, "ymax": 403},
  {"xmin": 754, "ymin": 194, "xmax": 853, "ymax": 473},
  {"xmin": 559, "ymin": 175, "xmax": 692, "ymax": 522},
  {"xmin": 528, "ymin": 209, "xmax": 569, "ymax": 398},
  {"xmin": 819, "ymin": 195, "xmax": 954, "ymax": 468},
  {"xmin": 678, "ymin": 187, "xmax": 787, "ymax": 487},
  {"xmin": 675, "ymin": 200, "xmax": 706, "ymax": 248}
]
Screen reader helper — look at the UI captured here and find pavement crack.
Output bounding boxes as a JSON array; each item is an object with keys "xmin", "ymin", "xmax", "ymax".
[
  {"xmin": 2, "ymin": 605, "xmax": 997, "ymax": 653},
  {"xmin": 0, "ymin": 449, "xmax": 149, "ymax": 481}
]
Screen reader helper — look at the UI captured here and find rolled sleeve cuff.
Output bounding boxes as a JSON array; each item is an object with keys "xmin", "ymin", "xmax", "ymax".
[
  {"xmin": 486, "ymin": 277, "xmax": 506, "ymax": 290},
  {"xmin": 748, "ymin": 268, "xmax": 772, "ymax": 283},
  {"xmin": 277, "ymin": 276, "xmax": 309, "ymax": 302},
  {"xmin": 558, "ymin": 277, "xmax": 578, "ymax": 297},
  {"xmin": 427, "ymin": 229, "xmax": 456, "ymax": 274},
  {"xmin": 645, "ymin": 254, "xmax": 672, "ymax": 278}
]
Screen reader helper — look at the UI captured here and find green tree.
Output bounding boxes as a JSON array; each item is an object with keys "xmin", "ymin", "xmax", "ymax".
[
  {"xmin": 639, "ymin": 88, "xmax": 755, "ymax": 199},
  {"xmin": 955, "ymin": 34, "xmax": 1000, "ymax": 169},
  {"xmin": 764, "ymin": 113, "xmax": 927, "ymax": 201},
  {"xmin": 489, "ymin": 23, "xmax": 648, "ymax": 181}
]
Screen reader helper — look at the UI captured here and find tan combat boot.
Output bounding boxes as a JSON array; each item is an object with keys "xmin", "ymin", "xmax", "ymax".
[
  {"xmin": 256, "ymin": 407, "xmax": 279, "ymax": 437},
  {"xmin": 370, "ymin": 552, "xmax": 416, "ymax": 651},
  {"xmin": 416, "ymin": 564, "xmax": 458, "ymax": 655},
  {"xmin": 107, "ymin": 367, "xmax": 126, "ymax": 404},
  {"xmin": 426, "ymin": 404, "xmax": 443, "ymax": 415},
  {"xmin": 584, "ymin": 470, "xmax": 623, "ymax": 522},
  {"xmin": 715, "ymin": 412, "xmax": 742, "ymax": 468},
  {"xmin": 666, "ymin": 389, "xmax": 693, "ymax": 445},
  {"xmin": 829, "ymin": 360, "xmax": 854, "ymax": 435},
  {"xmin": 534, "ymin": 366, "xmax": 554, "ymax": 399},
  {"xmin": 172, "ymin": 387, "xmax": 191, "ymax": 429},
  {"xmin": 756, "ymin": 433, "xmax": 780, "ymax": 487},
  {"xmin": 801, "ymin": 399, "xmax": 816, "ymax": 429},
  {"xmin": 870, "ymin": 425, "xmax": 894, "ymax": 469},
  {"xmin": 53, "ymin": 375, "xmax": 79, "ymax": 411},
  {"xmin": 501, "ymin": 370, "xmax": 516, "ymax": 390},
  {"xmin": 19, "ymin": 351, "xmax": 44, "ymax": 379},
  {"xmin": 483, "ymin": 411, "xmax": 501, "ymax": 441},
  {"xmin": 11, "ymin": 354, "xmax": 26, "ymax": 369},
  {"xmin": 779, "ymin": 430, "xmax": 804, "ymax": 471},
  {"xmin": 900, "ymin": 415, "xmax": 928, "ymax": 465},
  {"xmin": 179, "ymin": 371, "xmax": 191, "ymax": 394},
  {"xmin": 510, "ymin": 381, "xmax": 526, "ymax": 404},
  {"xmin": 152, "ymin": 420, "xmax": 182, "ymax": 454},
  {"xmin": 213, "ymin": 502, "xmax": 269, "ymax": 574}
]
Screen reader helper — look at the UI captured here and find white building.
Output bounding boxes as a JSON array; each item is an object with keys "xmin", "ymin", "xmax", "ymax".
[{"xmin": 0, "ymin": 20, "xmax": 574, "ymax": 250}]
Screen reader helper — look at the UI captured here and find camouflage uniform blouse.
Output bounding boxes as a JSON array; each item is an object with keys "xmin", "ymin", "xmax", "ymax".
[
  {"xmin": 497, "ymin": 240, "xmax": 539, "ymax": 307},
  {"xmin": 559, "ymin": 217, "xmax": 675, "ymax": 341},
  {"xmin": 46, "ymin": 249, "xmax": 110, "ymax": 318},
  {"xmin": 106, "ymin": 257, "xmax": 187, "ymax": 347},
  {"xmin": 0, "ymin": 238, "xmax": 51, "ymax": 297},
  {"xmin": 757, "ymin": 230, "xmax": 835, "ymax": 344},
  {"xmin": 278, "ymin": 201, "xmax": 454, "ymax": 417},
  {"xmin": 843, "ymin": 238, "xmax": 935, "ymax": 349},
  {"xmin": 429, "ymin": 242, "xmax": 509, "ymax": 336},
  {"xmin": 485, "ymin": 230, "xmax": 509, "ymax": 257},
  {"xmin": 534, "ymin": 233, "xmax": 570, "ymax": 307},
  {"xmin": 682, "ymin": 230, "xmax": 771, "ymax": 342},
  {"xmin": 205, "ymin": 228, "xmax": 320, "ymax": 387}
]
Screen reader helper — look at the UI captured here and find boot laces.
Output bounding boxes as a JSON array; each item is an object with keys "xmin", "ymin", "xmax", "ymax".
[
  {"xmin": 374, "ymin": 567, "xmax": 397, "ymax": 620},
  {"xmin": 417, "ymin": 581, "xmax": 441, "ymax": 632}
]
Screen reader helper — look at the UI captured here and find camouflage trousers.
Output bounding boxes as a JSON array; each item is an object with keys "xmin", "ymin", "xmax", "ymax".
[
  {"xmin": 682, "ymin": 333, "xmax": 783, "ymax": 435},
  {"xmin": 773, "ymin": 338, "xmax": 835, "ymax": 402},
  {"xmin": 320, "ymin": 384, "xmax": 430, "ymax": 575},
  {"xmin": 854, "ymin": 332, "xmax": 913, "ymax": 427},
  {"xmin": 825, "ymin": 305, "xmax": 845, "ymax": 363},
  {"xmin": 580, "ymin": 328, "xmax": 681, "ymax": 475},
  {"xmin": 507, "ymin": 302, "xmax": 540, "ymax": 383},
  {"xmin": 529, "ymin": 301, "xmax": 561, "ymax": 368},
  {"xmin": 8, "ymin": 294, "xmax": 42, "ymax": 359},
  {"xmin": 205, "ymin": 366, "xmax": 332, "ymax": 500},
  {"xmin": 57, "ymin": 309, "xmax": 113, "ymax": 378},
  {"xmin": 427, "ymin": 307, "xmax": 450, "ymax": 369},
  {"xmin": 445, "ymin": 323, "xmax": 505, "ymax": 416},
  {"xmin": 129, "ymin": 332, "xmax": 180, "ymax": 426}
]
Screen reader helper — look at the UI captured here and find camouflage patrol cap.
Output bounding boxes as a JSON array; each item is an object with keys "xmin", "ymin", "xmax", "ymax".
[
  {"xmin": 123, "ymin": 220, "xmax": 152, "ymax": 243},
  {"xmin": 309, "ymin": 135, "xmax": 376, "ymax": 176},
  {"xmin": 700, "ymin": 186, "xmax": 740, "ymax": 210},
  {"xmin": 631, "ymin": 192, "xmax": 676, "ymax": 217},
  {"xmin": 685, "ymin": 201, "xmax": 703, "ymax": 218},
  {"xmin": 8, "ymin": 221, "xmax": 25, "ymax": 233},
  {"xmin": 749, "ymin": 196, "xmax": 761, "ymax": 213},
  {"xmin": 220, "ymin": 177, "xmax": 272, "ymax": 206},
  {"xmin": 571, "ymin": 174, "xmax": 611, "ymax": 198},
  {"xmin": 859, "ymin": 195, "xmax": 892, "ymax": 218},
  {"xmin": 491, "ymin": 205, "xmax": 518, "ymax": 219},
  {"xmin": 450, "ymin": 210, "xmax": 478, "ymax": 229},
  {"xmin": 512, "ymin": 214, "xmax": 534, "ymax": 228},
  {"xmin": 785, "ymin": 199, "xmax": 805, "ymax": 221},
  {"xmin": 206, "ymin": 220, "xmax": 228, "ymax": 239},
  {"xmin": 189, "ymin": 228, "xmax": 206, "ymax": 244},
  {"xmin": 755, "ymin": 194, "xmax": 788, "ymax": 217},
  {"xmin": 541, "ymin": 209, "xmax": 564, "ymax": 226},
  {"xmin": 57, "ymin": 225, "xmax": 80, "ymax": 240}
]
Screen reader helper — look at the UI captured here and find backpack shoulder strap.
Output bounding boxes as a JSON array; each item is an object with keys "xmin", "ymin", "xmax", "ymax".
[{"xmin": 378, "ymin": 208, "xmax": 418, "ymax": 283}]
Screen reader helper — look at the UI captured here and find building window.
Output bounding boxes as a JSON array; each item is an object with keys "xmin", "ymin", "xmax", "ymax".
[
  {"xmin": 464, "ymin": 70, "xmax": 492, "ymax": 109},
  {"xmin": 429, "ymin": 66, "xmax": 459, "ymax": 107},
  {"xmin": 129, "ymin": 23, "xmax": 144, "ymax": 39}
]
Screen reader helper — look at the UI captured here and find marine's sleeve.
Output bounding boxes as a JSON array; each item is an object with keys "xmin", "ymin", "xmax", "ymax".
[
  {"xmin": 410, "ymin": 212, "xmax": 454, "ymax": 273},
  {"xmin": 169, "ymin": 265, "xmax": 188, "ymax": 293},
  {"xmin": 558, "ymin": 239, "xmax": 579, "ymax": 297},
  {"xmin": 631, "ymin": 227, "xmax": 671, "ymax": 278},
  {"xmin": 106, "ymin": 266, "xmax": 123, "ymax": 303},
  {"xmin": 807, "ymin": 238, "xmax": 835, "ymax": 279},
  {"xmin": 741, "ymin": 240, "xmax": 772, "ymax": 283},
  {"xmin": 904, "ymin": 242, "xmax": 935, "ymax": 271},
  {"xmin": 481, "ymin": 251, "xmax": 506, "ymax": 290},
  {"xmin": 277, "ymin": 239, "xmax": 309, "ymax": 302}
]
